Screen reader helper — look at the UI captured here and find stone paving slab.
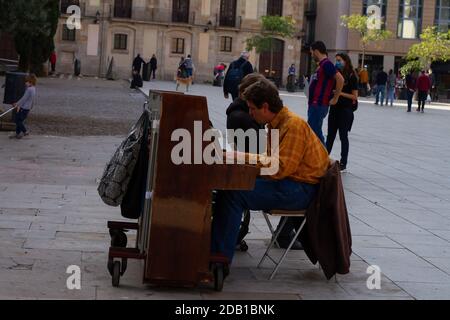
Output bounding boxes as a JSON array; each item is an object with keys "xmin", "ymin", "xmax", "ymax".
[{"xmin": 1, "ymin": 80, "xmax": 450, "ymax": 299}]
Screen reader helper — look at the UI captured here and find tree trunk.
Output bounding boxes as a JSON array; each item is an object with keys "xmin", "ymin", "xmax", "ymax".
[
  {"xmin": 361, "ymin": 46, "xmax": 366, "ymax": 70},
  {"xmin": 269, "ymin": 38, "xmax": 274, "ymax": 79}
]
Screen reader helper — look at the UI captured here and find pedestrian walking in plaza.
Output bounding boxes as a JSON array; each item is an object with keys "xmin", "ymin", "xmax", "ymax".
[
  {"xmin": 213, "ymin": 63, "xmax": 227, "ymax": 87},
  {"xmin": 149, "ymin": 54, "xmax": 157, "ymax": 80},
  {"xmin": 223, "ymin": 51, "xmax": 254, "ymax": 101},
  {"xmin": 308, "ymin": 41, "xmax": 344, "ymax": 145},
  {"xmin": 130, "ymin": 70, "xmax": 143, "ymax": 89},
  {"xmin": 184, "ymin": 54, "xmax": 195, "ymax": 84},
  {"xmin": 359, "ymin": 66, "xmax": 369, "ymax": 97},
  {"xmin": 405, "ymin": 71, "xmax": 417, "ymax": 112},
  {"xmin": 375, "ymin": 68, "xmax": 388, "ymax": 106},
  {"xmin": 371, "ymin": 69, "xmax": 379, "ymax": 96},
  {"xmin": 326, "ymin": 53, "xmax": 358, "ymax": 173},
  {"xmin": 9, "ymin": 74, "xmax": 37, "ymax": 139},
  {"xmin": 387, "ymin": 69, "xmax": 396, "ymax": 106},
  {"xmin": 50, "ymin": 51, "xmax": 57, "ymax": 75},
  {"xmin": 132, "ymin": 54, "xmax": 145, "ymax": 75},
  {"xmin": 287, "ymin": 64, "xmax": 297, "ymax": 92},
  {"xmin": 416, "ymin": 70, "xmax": 432, "ymax": 113},
  {"xmin": 175, "ymin": 57, "xmax": 191, "ymax": 92}
]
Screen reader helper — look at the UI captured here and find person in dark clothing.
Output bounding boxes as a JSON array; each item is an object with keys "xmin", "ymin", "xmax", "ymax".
[
  {"xmin": 226, "ymin": 73, "xmax": 266, "ymax": 153},
  {"xmin": 223, "ymin": 51, "xmax": 254, "ymax": 101},
  {"xmin": 149, "ymin": 54, "xmax": 157, "ymax": 79},
  {"xmin": 326, "ymin": 53, "xmax": 358, "ymax": 172},
  {"xmin": 375, "ymin": 69, "xmax": 388, "ymax": 106},
  {"xmin": 130, "ymin": 70, "xmax": 143, "ymax": 89},
  {"xmin": 405, "ymin": 71, "xmax": 416, "ymax": 112},
  {"xmin": 132, "ymin": 54, "xmax": 145, "ymax": 75}
]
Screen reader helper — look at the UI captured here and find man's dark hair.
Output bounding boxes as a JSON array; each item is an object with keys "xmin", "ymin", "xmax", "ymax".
[
  {"xmin": 239, "ymin": 73, "xmax": 265, "ymax": 95},
  {"xmin": 311, "ymin": 41, "xmax": 328, "ymax": 55},
  {"xmin": 243, "ymin": 79, "xmax": 283, "ymax": 113}
]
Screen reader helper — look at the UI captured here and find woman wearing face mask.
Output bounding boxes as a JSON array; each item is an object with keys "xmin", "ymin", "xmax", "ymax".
[{"xmin": 326, "ymin": 53, "xmax": 358, "ymax": 172}]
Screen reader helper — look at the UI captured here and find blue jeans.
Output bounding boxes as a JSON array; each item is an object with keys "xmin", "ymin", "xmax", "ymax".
[
  {"xmin": 15, "ymin": 109, "xmax": 30, "ymax": 135},
  {"xmin": 376, "ymin": 86, "xmax": 386, "ymax": 105},
  {"xmin": 308, "ymin": 105, "xmax": 329, "ymax": 145},
  {"xmin": 387, "ymin": 87, "xmax": 395, "ymax": 105},
  {"xmin": 211, "ymin": 178, "xmax": 318, "ymax": 262}
]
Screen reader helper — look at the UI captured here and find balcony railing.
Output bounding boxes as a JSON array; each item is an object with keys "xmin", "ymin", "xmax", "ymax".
[
  {"xmin": 111, "ymin": 8, "xmax": 196, "ymax": 25},
  {"xmin": 60, "ymin": 0, "xmax": 80, "ymax": 14},
  {"xmin": 217, "ymin": 14, "xmax": 241, "ymax": 29},
  {"xmin": 114, "ymin": 6, "xmax": 132, "ymax": 18}
]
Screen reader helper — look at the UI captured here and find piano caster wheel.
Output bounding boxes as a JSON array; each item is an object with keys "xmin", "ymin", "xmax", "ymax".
[
  {"xmin": 112, "ymin": 261, "xmax": 121, "ymax": 287},
  {"xmin": 213, "ymin": 263, "xmax": 224, "ymax": 292},
  {"xmin": 107, "ymin": 258, "xmax": 114, "ymax": 276},
  {"xmin": 110, "ymin": 229, "xmax": 127, "ymax": 248},
  {"xmin": 121, "ymin": 258, "xmax": 128, "ymax": 274},
  {"xmin": 239, "ymin": 240, "xmax": 248, "ymax": 252}
]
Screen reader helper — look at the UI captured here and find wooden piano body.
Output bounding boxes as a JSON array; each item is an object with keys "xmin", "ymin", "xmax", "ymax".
[{"xmin": 107, "ymin": 91, "xmax": 259, "ymax": 289}]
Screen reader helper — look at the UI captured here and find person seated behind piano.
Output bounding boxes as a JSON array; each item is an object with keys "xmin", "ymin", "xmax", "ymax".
[
  {"xmin": 211, "ymin": 78, "xmax": 330, "ymax": 271},
  {"xmin": 226, "ymin": 73, "xmax": 304, "ymax": 250}
]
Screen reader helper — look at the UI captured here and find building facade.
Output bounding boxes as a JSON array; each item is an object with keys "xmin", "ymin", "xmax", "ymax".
[
  {"xmin": 55, "ymin": 0, "xmax": 305, "ymax": 85},
  {"xmin": 313, "ymin": 0, "xmax": 449, "ymax": 89}
]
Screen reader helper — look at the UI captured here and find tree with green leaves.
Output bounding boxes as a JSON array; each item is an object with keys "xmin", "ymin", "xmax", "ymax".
[
  {"xmin": 400, "ymin": 27, "xmax": 450, "ymax": 77},
  {"xmin": 0, "ymin": 0, "xmax": 60, "ymax": 75},
  {"xmin": 245, "ymin": 15, "xmax": 296, "ymax": 78},
  {"xmin": 340, "ymin": 14, "xmax": 392, "ymax": 69}
]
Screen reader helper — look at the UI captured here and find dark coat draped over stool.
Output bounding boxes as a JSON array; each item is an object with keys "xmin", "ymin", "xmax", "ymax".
[{"xmin": 299, "ymin": 161, "xmax": 352, "ymax": 280}]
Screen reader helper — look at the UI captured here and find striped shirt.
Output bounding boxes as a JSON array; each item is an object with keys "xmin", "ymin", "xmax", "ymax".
[
  {"xmin": 247, "ymin": 107, "xmax": 330, "ymax": 184},
  {"xmin": 309, "ymin": 58, "xmax": 336, "ymax": 107}
]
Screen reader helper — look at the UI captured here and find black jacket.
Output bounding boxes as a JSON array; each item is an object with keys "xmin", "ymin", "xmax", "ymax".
[
  {"xmin": 223, "ymin": 58, "xmax": 254, "ymax": 97},
  {"xmin": 150, "ymin": 57, "xmax": 157, "ymax": 69},
  {"xmin": 226, "ymin": 98, "xmax": 264, "ymax": 153},
  {"xmin": 133, "ymin": 56, "xmax": 145, "ymax": 72},
  {"xmin": 376, "ymin": 71, "xmax": 388, "ymax": 86}
]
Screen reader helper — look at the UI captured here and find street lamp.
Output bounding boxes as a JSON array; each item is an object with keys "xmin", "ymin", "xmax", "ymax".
[{"xmin": 204, "ymin": 20, "xmax": 213, "ymax": 33}]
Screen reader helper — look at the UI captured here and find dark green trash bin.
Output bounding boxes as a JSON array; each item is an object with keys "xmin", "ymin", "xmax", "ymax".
[{"xmin": 3, "ymin": 71, "xmax": 27, "ymax": 105}]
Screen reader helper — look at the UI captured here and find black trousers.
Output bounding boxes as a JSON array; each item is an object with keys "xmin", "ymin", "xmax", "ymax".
[
  {"xmin": 418, "ymin": 91, "xmax": 427, "ymax": 110},
  {"xmin": 407, "ymin": 90, "xmax": 415, "ymax": 112},
  {"xmin": 326, "ymin": 107, "xmax": 354, "ymax": 167}
]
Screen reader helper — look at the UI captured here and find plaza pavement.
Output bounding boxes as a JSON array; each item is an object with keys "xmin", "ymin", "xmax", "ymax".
[{"xmin": 1, "ymin": 79, "xmax": 450, "ymax": 299}]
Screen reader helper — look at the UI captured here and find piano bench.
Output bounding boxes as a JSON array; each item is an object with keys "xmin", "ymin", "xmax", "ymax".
[{"xmin": 259, "ymin": 209, "xmax": 307, "ymax": 280}]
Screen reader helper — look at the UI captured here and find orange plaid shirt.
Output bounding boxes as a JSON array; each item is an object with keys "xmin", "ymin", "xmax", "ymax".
[{"xmin": 247, "ymin": 107, "xmax": 330, "ymax": 184}]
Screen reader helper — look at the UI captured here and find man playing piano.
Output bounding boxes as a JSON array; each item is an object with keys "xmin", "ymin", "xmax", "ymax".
[{"xmin": 211, "ymin": 78, "xmax": 330, "ymax": 274}]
